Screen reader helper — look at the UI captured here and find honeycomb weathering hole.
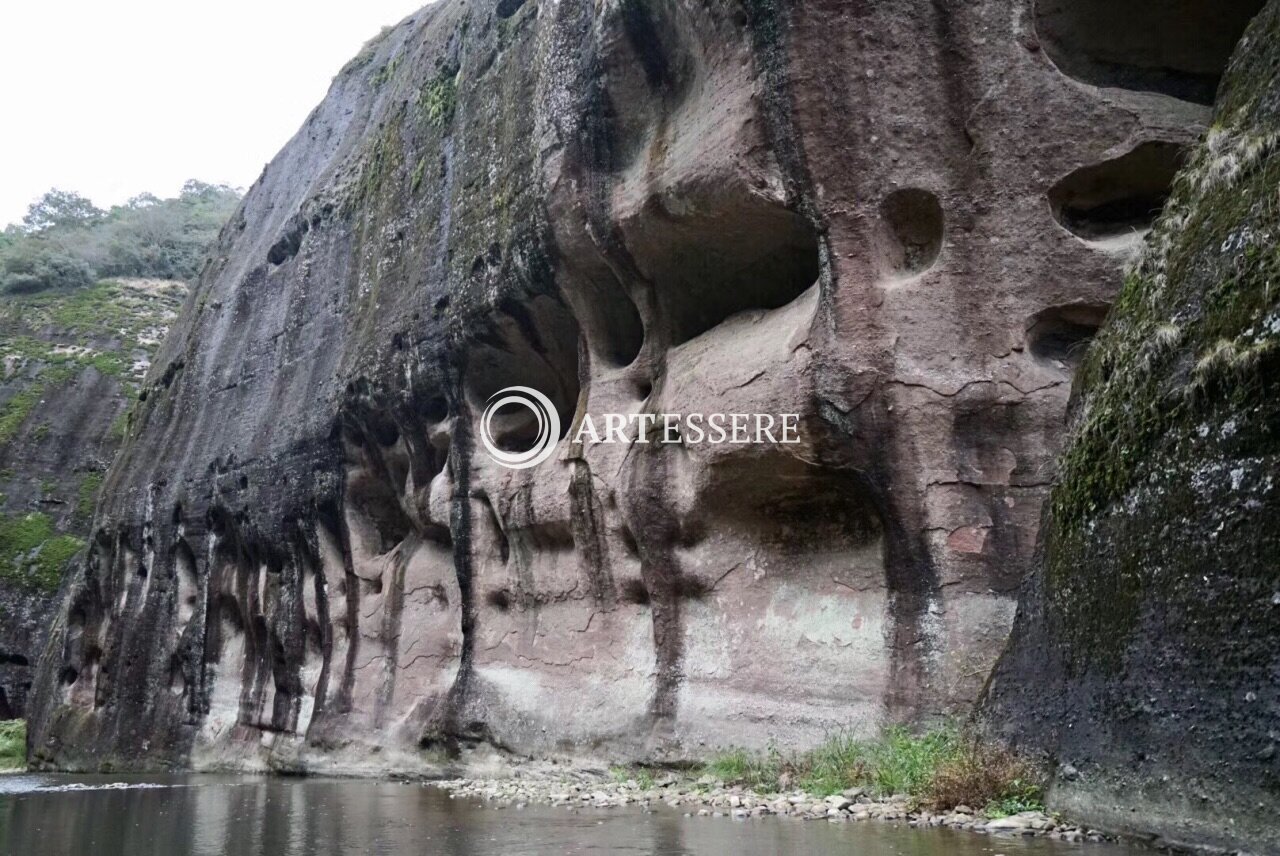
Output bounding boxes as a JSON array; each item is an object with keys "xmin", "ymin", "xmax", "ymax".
[
  {"xmin": 1036, "ymin": 0, "xmax": 1265, "ymax": 104},
  {"xmin": 654, "ymin": 212, "xmax": 821, "ymax": 347},
  {"xmin": 878, "ymin": 189, "xmax": 944, "ymax": 279},
  {"xmin": 1026, "ymin": 303, "xmax": 1110, "ymax": 368},
  {"xmin": 1049, "ymin": 142, "xmax": 1187, "ymax": 241}
]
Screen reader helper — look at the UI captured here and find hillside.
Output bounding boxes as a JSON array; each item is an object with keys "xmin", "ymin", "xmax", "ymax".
[{"xmin": 0, "ymin": 279, "xmax": 188, "ymax": 716}]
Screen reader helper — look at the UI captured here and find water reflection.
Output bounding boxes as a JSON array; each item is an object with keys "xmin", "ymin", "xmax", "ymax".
[{"xmin": 0, "ymin": 774, "xmax": 1142, "ymax": 856}]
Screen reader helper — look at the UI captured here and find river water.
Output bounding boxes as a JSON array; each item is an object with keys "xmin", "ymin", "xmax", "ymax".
[{"xmin": 0, "ymin": 773, "xmax": 1147, "ymax": 856}]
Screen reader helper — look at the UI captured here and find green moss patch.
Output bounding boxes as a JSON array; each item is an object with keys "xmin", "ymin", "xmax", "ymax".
[{"xmin": 0, "ymin": 511, "xmax": 83, "ymax": 592}]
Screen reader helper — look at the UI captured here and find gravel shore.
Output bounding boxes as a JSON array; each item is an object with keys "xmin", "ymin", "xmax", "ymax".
[{"xmin": 434, "ymin": 770, "xmax": 1107, "ymax": 843}]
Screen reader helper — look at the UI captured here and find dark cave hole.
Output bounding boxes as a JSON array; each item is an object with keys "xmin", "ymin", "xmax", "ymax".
[
  {"xmin": 485, "ymin": 587, "xmax": 513, "ymax": 611},
  {"xmin": 465, "ymin": 296, "xmax": 581, "ymax": 449},
  {"xmin": 575, "ymin": 278, "xmax": 644, "ymax": 368},
  {"xmin": 168, "ymin": 659, "xmax": 186, "ymax": 696},
  {"xmin": 658, "ymin": 212, "xmax": 820, "ymax": 347},
  {"xmin": 1027, "ymin": 304, "xmax": 1110, "ymax": 368},
  {"xmin": 620, "ymin": 578, "xmax": 650, "ymax": 605},
  {"xmin": 495, "ymin": 0, "xmax": 527, "ymax": 19},
  {"xmin": 1036, "ymin": 0, "xmax": 1265, "ymax": 104},
  {"xmin": 0, "ymin": 652, "xmax": 29, "ymax": 667},
  {"xmin": 1049, "ymin": 142, "xmax": 1187, "ymax": 240},
  {"xmin": 878, "ymin": 189, "xmax": 944, "ymax": 278},
  {"xmin": 59, "ymin": 666, "xmax": 78, "ymax": 686},
  {"xmin": 218, "ymin": 594, "xmax": 245, "ymax": 635},
  {"xmin": 422, "ymin": 395, "xmax": 449, "ymax": 422},
  {"xmin": 267, "ymin": 216, "xmax": 308, "ymax": 266}
]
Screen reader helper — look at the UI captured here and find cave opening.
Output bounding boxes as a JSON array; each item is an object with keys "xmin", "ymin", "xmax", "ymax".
[
  {"xmin": 1036, "ymin": 0, "xmax": 1265, "ymax": 104},
  {"xmin": 1026, "ymin": 303, "xmax": 1111, "ymax": 369},
  {"xmin": 1049, "ymin": 142, "xmax": 1187, "ymax": 240},
  {"xmin": 654, "ymin": 211, "xmax": 821, "ymax": 347}
]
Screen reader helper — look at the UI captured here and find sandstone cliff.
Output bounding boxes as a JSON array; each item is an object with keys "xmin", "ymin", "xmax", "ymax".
[
  {"xmin": 982, "ymin": 3, "xmax": 1280, "ymax": 852},
  {"xmin": 0, "ymin": 279, "xmax": 187, "ymax": 718},
  {"xmin": 27, "ymin": 0, "xmax": 1252, "ymax": 776}
]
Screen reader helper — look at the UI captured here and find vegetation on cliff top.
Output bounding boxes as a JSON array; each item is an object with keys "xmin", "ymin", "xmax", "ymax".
[{"xmin": 0, "ymin": 181, "xmax": 239, "ymax": 294}]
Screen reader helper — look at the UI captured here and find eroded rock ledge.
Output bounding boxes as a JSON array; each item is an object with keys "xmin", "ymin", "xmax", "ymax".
[{"xmin": 28, "ymin": 0, "xmax": 1239, "ymax": 778}]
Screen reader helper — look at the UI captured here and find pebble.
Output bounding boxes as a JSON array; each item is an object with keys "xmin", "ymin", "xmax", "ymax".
[{"xmin": 431, "ymin": 770, "xmax": 1106, "ymax": 845}]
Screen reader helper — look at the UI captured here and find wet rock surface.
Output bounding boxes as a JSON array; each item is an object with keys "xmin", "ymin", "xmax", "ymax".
[
  {"xmin": 982, "ymin": 3, "xmax": 1280, "ymax": 854},
  {"xmin": 23, "ymin": 0, "xmax": 1238, "ymax": 797}
]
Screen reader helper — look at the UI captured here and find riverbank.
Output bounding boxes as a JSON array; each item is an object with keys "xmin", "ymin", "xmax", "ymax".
[{"xmin": 434, "ymin": 771, "xmax": 1106, "ymax": 843}]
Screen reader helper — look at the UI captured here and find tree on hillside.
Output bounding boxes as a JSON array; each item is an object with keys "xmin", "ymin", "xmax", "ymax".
[
  {"xmin": 1, "ymin": 182, "xmax": 241, "ymax": 294},
  {"xmin": 20, "ymin": 189, "xmax": 104, "ymax": 233}
]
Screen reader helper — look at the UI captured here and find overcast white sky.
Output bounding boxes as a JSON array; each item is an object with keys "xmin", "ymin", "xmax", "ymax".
[{"xmin": 0, "ymin": 0, "xmax": 429, "ymax": 227}]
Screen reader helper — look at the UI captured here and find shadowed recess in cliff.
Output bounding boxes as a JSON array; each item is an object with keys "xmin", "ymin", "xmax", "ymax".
[
  {"xmin": 1025, "ymin": 303, "xmax": 1110, "ymax": 370},
  {"xmin": 633, "ymin": 205, "xmax": 821, "ymax": 347},
  {"xmin": 1036, "ymin": 0, "xmax": 1265, "ymax": 104},
  {"xmin": 1048, "ymin": 142, "xmax": 1188, "ymax": 240},
  {"xmin": 876, "ymin": 189, "xmax": 944, "ymax": 279},
  {"xmin": 462, "ymin": 296, "xmax": 581, "ymax": 447}
]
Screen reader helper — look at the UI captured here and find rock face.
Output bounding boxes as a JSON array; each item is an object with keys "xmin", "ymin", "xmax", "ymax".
[
  {"xmin": 27, "ymin": 0, "xmax": 1245, "ymax": 772},
  {"xmin": 0, "ymin": 279, "xmax": 187, "ymax": 718},
  {"xmin": 982, "ymin": 4, "xmax": 1279, "ymax": 853}
]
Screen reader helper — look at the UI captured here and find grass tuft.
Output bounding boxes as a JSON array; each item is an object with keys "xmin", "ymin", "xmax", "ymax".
[{"xmin": 701, "ymin": 725, "xmax": 1043, "ymax": 813}]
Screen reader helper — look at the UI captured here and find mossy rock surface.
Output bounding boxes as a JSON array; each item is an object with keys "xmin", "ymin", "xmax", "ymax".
[
  {"xmin": 0, "ymin": 278, "xmax": 186, "ymax": 719},
  {"xmin": 982, "ymin": 4, "xmax": 1280, "ymax": 853}
]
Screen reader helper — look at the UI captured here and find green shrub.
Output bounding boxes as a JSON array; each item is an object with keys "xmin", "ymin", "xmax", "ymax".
[
  {"xmin": 0, "ymin": 720, "xmax": 25, "ymax": 770},
  {"xmin": 927, "ymin": 740, "xmax": 1043, "ymax": 812}
]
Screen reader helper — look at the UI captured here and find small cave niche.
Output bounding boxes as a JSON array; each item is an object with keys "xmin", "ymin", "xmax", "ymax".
[
  {"xmin": 344, "ymin": 459, "xmax": 414, "ymax": 555},
  {"xmin": 1035, "ymin": 0, "xmax": 1265, "ymax": 104},
  {"xmin": 1049, "ymin": 142, "xmax": 1186, "ymax": 241},
  {"xmin": 168, "ymin": 658, "xmax": 186, "ymax": 697},
  {"xmin": 465, "ymin": 296, "xmax": 581, "ymax": 453},
  {"xmin": 495, "ymin": 0, "xmax": 527, "ymax": 18},
  {"xmin": 647, "ymin": 208, "xmax": 821, "ymax": 347},
  {"xmin": 877, "ymin": 189, "xmax": 944, "ymax": 278},
  {"xmin": 1026, "ymin": 303, "xmax": 1110, "ymax": 369},
  {"xmin": 559, "ymin": 267, "xmax": 644, "ymax": 369}
]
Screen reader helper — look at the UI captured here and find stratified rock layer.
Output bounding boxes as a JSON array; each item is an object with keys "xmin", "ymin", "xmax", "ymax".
[
  {"xmin": 29, "ymin": 0, "xmax": 1233, "ymax": 773},
  {"xmin": 982, "ymin": 4, "xmax": 1279, "ymax": 853}
]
